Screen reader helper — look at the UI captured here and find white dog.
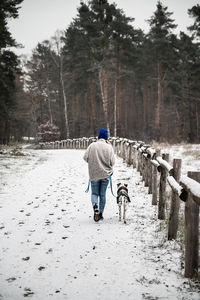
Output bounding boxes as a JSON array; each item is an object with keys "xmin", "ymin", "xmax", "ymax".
[{"xmin": 116, "ymin": 183, "xmax": 131, "ymax": 224}]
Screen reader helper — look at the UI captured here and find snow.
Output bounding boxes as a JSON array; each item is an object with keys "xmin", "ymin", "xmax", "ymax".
[
  {"xmin": 151, "ymin": 159, "xmax": 160, "ymax": 168},
  {"xmin": 167, "ymin": 176, "xmax": 183, "ymax": 196},
  {"xmin": 180, "ymin": 175, "xmax": 200, "ymax": 201},
  {"xmin": 156, "ymin": 156, "xmax": 173, "ymax": 173},
  {"xmin": 0, "ymin": 149, "xmax": 200, "ymax": 299},
  {"xmin": 159, "ymin": 144, "xmax": 200, "ymax": 175}
]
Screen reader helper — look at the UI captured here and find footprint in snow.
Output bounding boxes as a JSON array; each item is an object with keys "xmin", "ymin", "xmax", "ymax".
[
  {"xmin": 6, "ymin": 277, "xmax": 16, "ymax": 283},
  {"xmin": 46, "ymin": 248, "xmax": 53, "ymax": 254},
  {"xmin": 22, "ymin": 257, "xmax": 30, "ymax": 261},
  {"xmin": 18, "ymin": 221, "xmax": 25, "ymax": 226},
  {"xmin": 23, "ymin": 288, "xmax": 34, "ymax": 297}
]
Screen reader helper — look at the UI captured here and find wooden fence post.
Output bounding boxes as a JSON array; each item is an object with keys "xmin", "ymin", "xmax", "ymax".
[
  {"xmin": 184, "ymin": 171, "xmax": 200, "ymax": 278},
  {"xmin": 168, "ymin": 159, "xmax": 182, "ymax": 240},
  {"xmin": 148, "ymin": 158, "xmax": 152, "ymax": 194},
  {"xmin": 124, "ymin": 142, "xmax": 128, "ymax": 163},
  {"xmin": 140, "ymin": 151, "xmax": 144, "ymax": 178},
  {"xmin": 122, "ymin": 140, "xmax": 127, "ymax": 162},
  {"xmin": 127, "ymin": 143, "xmax": 132, "ymax": 166},
  {"xmin": 120, "ymin": 140, "xmax": 124, "ymax": 158},
  {"xmin": 144, "ymin": 155, "xmax": 148, "ymax": 187},
  {"xmin": 136, "ymin": 149, "xmax": 140, "ymax": 173},
  {"xmin": 152, "ymin": 149, "xmax": 160, "ymax": 205},
  {"xmin": 116, "ymin": 140, "xmax": 119, "ymax": 155},
  {"xmin": 112, "ymin": 138, "xmax": 116, "ymax": 152},
  {"xmin": 132, "ymin": 146, "xmax": 137, "ymax": 169},
  {"xmin": 158, "ymin": 153, "xmax": 169, "ymax": 220}
]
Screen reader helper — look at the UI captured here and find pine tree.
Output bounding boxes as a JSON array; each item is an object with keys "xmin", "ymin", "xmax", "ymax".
[
  {"xmin": 25, "ymin": 41, "xmax": 62, "ymax": 136},
  {"xmin": 186, "ymin": 4, "xmax": 200, "ymax": 141},
  {"xmin": 110, "ymin": 7, "xmax": 141, "ymax": 136},
  {"xmin": 188, "ymin": 4, "xmax": 200, "ymax": 40},
  {"xmin": 147, "ymin": 1, "xmax": 177, "ymax": 136},
  {"xmin": 0, "ymin": 0, "xmax": 23, "ymax": 144},
  {"xmin": 62, "ymin": 0, "xmax": 141, "ymax": 136}
]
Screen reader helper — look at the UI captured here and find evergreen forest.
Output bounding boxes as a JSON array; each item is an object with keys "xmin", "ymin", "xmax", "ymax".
[{"xmin": 1, "ymin": 0, "xmax": 200, "ymax": 144}]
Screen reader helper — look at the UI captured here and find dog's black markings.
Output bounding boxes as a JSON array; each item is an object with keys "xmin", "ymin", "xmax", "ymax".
[
  {"xmin": 117, "ymin": 183, "xmax": 131, "ymax": 224},
  {"xmin": 93, "ymin": 204, "xmax": 99, "ymax": 222}
]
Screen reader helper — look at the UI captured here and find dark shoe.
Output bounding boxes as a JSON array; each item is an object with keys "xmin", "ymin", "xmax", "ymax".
[
  {"xmin": 99, "ymin": 212, "xmax": 103, "ymax": 220},
  {"xmin": 93, "ymin": 204, "xmax": 99, "ymax": 222}
]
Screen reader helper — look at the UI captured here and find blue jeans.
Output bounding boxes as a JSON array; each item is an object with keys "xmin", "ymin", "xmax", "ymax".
[{"xmin": 91, "ymin": 178, "xmax": 109, "ymax": 213}]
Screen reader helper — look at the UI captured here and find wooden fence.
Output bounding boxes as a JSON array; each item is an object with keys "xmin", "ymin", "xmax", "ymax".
[{"xmin": 39, "ymin": 137, "xmax": 200, "ymax": 279}]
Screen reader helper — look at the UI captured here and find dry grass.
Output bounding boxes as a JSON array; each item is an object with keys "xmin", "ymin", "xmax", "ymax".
[{"xmin": 182, "ymin": 150, "xmax": 200, "ymax": 160}]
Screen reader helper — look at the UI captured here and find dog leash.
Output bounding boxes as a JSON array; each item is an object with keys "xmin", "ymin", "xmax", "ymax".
[
  {"xmin": 108, "ymin": 175, "xmax": 117, "ymax": 198},
  {"xmin": 85, "ymin": 180, "xmax": 90, "ymax": 193},
  {"xmin": 85, "ymin": 176, "xmax": 117, "ymax": 198}
]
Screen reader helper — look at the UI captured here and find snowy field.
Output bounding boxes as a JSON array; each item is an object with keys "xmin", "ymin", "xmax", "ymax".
[
  {"xmin": 153, "ymin": 143, "xmax": 200, "ymax": 175},
  {"xmin": 0, "ymin": 147, "xmax": 200, "ymax": 300}
]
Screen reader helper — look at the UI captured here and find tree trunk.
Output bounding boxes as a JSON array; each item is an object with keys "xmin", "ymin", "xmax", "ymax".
[
  {"xmin": 58, "ymin": 65, "xmax": 65, "ymax": 139},
  {"xmin": 50, "ymin": 33, "xmax": 69, "ymax": 138},
  {"xmin": 114, "ymin": 60, "xmax": 120, "ymax": 137},
  {"xmin": 89, "ymin": 78, "xmax": 96, "ymax": 135},
  {"xmin": 47, "ymin": 96, "xmax": 53, "ymax": 125},
  {"xmin": 143, "ymin": 83, "xmax": 148, "ymax": 137},
  {"xmin": 60, "ymin": 60, "xmax": 70, "ymax": 138},
  {"xmin": 46, "ymin": 71, "xmax": 53, "ymax": 125},
  {"xmin": 156, "ymin": 62, "xmax": 162, "ymax": 127},
  {"xmin": 99, "ymin": 67, "xmax": 110, "ymax": 134},
  {"xmin": 40, "ymin": 99, "xmax": 43, "ymax": 124}
]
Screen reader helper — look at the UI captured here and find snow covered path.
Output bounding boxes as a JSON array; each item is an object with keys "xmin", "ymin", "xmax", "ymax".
[{"xmin": 0, "ymin": 149, "xmax": 199, "ymax": 300}]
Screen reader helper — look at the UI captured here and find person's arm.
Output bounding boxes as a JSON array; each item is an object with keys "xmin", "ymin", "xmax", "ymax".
[
  {"xmin": 83, "ymin": 149, "xmax": 89, "ymax": 162},
  {"xmin": 110, "ymin": 147, "xmax": 115, "ymax": 166},
  {"xmin": 83, "ymin": 145, "xmax": 91, "ymax": 163}
]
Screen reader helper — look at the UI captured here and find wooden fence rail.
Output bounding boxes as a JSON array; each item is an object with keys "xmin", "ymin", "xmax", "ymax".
[{"xmin": 39, "ymin": 137, "xmax": 200, "ymax": 279}]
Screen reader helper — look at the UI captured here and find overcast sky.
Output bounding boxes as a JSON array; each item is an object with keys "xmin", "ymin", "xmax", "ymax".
[{"xmin": 8, "ymin": 0, "xmax": 198, "ymax": 56}]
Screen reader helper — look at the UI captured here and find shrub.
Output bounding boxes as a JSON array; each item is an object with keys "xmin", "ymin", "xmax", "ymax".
[{"xmin": 37, "ymin": 121, "xmax": 60, "ymax": 142}]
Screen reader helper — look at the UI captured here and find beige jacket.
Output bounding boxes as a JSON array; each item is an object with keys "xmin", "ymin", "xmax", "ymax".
[{"xmin": 83, "ymin": 139, "xmax": 115, "ymax": 181}]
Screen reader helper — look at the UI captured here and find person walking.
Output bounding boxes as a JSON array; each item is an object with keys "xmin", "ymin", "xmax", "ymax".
[{"xmin": 83, "ymin": 128, "xmax": 115, "ymax": 222}]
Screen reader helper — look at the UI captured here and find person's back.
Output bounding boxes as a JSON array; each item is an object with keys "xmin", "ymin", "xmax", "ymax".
[
  {"xmin": 83, "ymin": 128, "xmax": 115, "ymax": 222},
  {"xmin": 83, "ymin": 139, "xmax": 115, "ymax": 181}
]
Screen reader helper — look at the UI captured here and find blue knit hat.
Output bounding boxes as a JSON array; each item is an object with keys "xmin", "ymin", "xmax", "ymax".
[{"xmin": 98, "ymin": 128, "xmax": 108, "ymax": 140}]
